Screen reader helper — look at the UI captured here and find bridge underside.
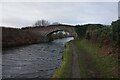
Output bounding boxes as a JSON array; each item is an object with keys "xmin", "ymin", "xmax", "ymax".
[{"xmin": 46, "ymin": 30, "xmax": 74, "ymax": 41}]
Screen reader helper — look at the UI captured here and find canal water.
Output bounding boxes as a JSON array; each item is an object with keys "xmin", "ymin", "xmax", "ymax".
[{"xmin": 2, "ymin": 37, "xmax": 74, "ymax": 78}]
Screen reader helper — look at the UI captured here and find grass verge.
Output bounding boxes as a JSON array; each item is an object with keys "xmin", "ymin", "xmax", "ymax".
[
  {"xmin": 75, "ymin": 39, "xmax": 118, "ymax": 78},
  {"xmin": 76, "ymin": 53, "xmax": 89, "ymax": 78},
  {"xmin": 52, "ymin": 42, "xmax": 72, "ymax": 78}
]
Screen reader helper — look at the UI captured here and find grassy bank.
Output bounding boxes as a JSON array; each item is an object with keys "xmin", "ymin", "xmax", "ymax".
[
  {"xmin": 75, "ymin": 39, "xmax": 118, "ymax": 78},
  {"xmin": 2, "ymin": 27, "xmax": 45, "ymax": 48},
  {"xmin": 52, "ymin": 42, "xmax": 72, "ymax": 78}
]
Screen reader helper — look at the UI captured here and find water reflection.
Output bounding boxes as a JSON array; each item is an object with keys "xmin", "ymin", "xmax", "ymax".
[
  {"xmin": 52, "ymin": 37, "xmax": 74, "ymax": 44},
  {"xmin": 2, "ymin": 37, "xmax": 74, "ymax": 78}
]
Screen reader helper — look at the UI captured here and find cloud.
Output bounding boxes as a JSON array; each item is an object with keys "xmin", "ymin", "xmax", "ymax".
[
  {"xmin": 1, "ymin": 0, "xmax": 119, "ymax": 2},
  {"xmin": 0, "ymin": 2, "xmax": 118, "ymax": 28}
]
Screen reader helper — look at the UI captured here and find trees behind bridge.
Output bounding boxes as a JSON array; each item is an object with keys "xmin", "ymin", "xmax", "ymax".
[
  {"xmin": 47, "ymin": 31, "xmax": 71, "ymax": 41},
  {"xmin": 34, "ymin": 19, "xmax": 60, "ymax": 27},
  {"xmin": 34, "ymin": 19, "xmax": 50, "ymax": 27},
  {"xmin": 22, "ymin": 19, "xmax": 75, "ymax": 29}
]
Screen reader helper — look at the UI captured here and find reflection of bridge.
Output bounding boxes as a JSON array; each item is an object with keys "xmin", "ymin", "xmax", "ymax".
[{"xmin": 23, "ymin": 25, "xmax": 77, "ymax": 41}]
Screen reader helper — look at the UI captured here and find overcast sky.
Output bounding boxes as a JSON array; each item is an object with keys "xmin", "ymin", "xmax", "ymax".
[{"xmin": 0, "ymin": 2, "xmax": 119, "ymax": 28}]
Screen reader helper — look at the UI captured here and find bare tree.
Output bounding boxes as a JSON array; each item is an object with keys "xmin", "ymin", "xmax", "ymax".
[
  {"xmin": 52, "ymin": 22, "xmax": 60, "ymax": 25},
  {"xmin": 34, "ymin": 19, "xmax": 50, "ymax": 27}
]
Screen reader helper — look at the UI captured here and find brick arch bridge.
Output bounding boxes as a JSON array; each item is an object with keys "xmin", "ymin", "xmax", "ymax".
[{"xmin": 23, "ymin": 25, "xmax": 77, "ymax": 41}]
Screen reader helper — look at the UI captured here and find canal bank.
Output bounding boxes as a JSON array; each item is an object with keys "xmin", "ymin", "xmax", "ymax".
[
  {"xmin": 52, "ymin": 42, "xmax": 72, "ymax": 78},
  {"xmin": 52, "ymin": 39, "xmax": 118, "ymax": 78}
]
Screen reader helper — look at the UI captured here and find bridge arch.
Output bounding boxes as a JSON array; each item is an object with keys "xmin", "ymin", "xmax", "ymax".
[
  {"xmin": 46, "ymin": 30, "xmax": 73, "ymax": 41},
  {"xmin": 23, "ymin": 25, "xmax": 78, "ymax": 42}
]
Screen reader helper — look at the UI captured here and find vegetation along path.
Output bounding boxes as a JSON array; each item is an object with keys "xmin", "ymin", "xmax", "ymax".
[{"xmin": 53, "ymin": 39, "xmax": 118, "ymax": 78}]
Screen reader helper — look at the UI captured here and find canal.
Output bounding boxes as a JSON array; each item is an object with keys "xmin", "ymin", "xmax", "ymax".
[{"xmin": 2, "ymin": 37, "xmax": 74, "ymax": 78}]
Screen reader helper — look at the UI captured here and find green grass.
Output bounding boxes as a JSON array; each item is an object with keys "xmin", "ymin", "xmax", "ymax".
[
  {"xmin": 75, "ymin": 52, "xmax": 89, "ymax": 78},
  {"xmin": 75, "ymin": 39, "xmax": 118, "ymax": 78},
  {"xmin": 52, "ymin": 42, "xmax": 72, "ymax": 78}
]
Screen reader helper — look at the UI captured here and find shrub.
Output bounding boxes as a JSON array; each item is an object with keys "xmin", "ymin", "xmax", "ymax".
[{"xmin": 112, "ymin": 20, "xmax": 120, "ymax": 47}]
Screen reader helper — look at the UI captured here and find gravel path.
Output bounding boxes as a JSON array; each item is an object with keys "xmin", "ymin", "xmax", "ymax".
[{"xmin": 71, "ymin": 43, "xmax": 80, "ymax": 78}]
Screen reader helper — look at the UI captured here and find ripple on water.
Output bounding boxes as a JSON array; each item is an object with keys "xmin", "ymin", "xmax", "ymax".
[{"xmin": 2, "ymin": 37, "xmax": 74, "ymax": 78}]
